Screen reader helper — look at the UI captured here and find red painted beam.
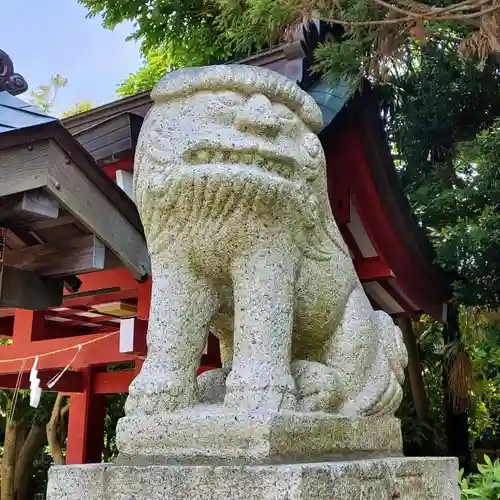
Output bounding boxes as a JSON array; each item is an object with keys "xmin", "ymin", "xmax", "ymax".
[
  {"xmin": 0, "ymin": 369, "xmax": 83, "ymax": 392},
  {"xmin": 0, "ymin": 331, "xmax": 137, "ymax": 373},
  {"xmin": 46, "ymin": 312, "xmax": 111, "ymax": 327},
  {"xmin": 355, "ymin": 257, "xmax": 395, "ymax": 282},
  {"xmin": 331, "ymin": 127, "xmax": 445, "ymax": 316},
  {"xmin": 137, "ymin": 279, "xmax": 152, "ymax": 320},
  {"xmin": 93, "ymin": 364, "xmax": 221, "ymax": 395},
  {"xmin": 103, "ymin": 159, "xmax": 134, "ymax": 181},
  {"xmin": 93, "ymin": 370, "xmax": 134, "ymax": 394},
  {"xmin": 66, "ymin": 268, "xmax": 140, "ymax": 297},
  {"xmin": 44, "ymin": 320, "xmax": 101, "ymax": 339},
  {"xmin": 13, "ymin": 310, "xmax": 45, "ymax": 344}
]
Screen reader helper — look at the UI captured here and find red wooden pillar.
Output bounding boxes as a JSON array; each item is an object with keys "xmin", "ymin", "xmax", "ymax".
[
  {"xmin": 13, "ymin": 309, "xmax": 45, "ymax": 344},
  {"xmin": 206, "ymin": 334, "xmax": 221, "ymax": 368},
  {"xmin": 137, "ymin": 279, "xmax": 151, "ymax": 321},
  {"xmin": 66, "ymin": 366, "xmax": 106, "ymax": 464}
]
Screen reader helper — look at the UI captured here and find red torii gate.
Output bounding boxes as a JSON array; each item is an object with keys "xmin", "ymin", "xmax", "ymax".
[{"xmin": 0, "ymin": 268, "xmax": 222, "ymax": 463}]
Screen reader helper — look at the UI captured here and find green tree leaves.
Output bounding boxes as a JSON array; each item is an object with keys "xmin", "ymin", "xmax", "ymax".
[
  {"xmin": 30, "ymin": 74, "xmax": 68, "ymax": 113},
  {"xmin": 60, "ymin": 100, "xmax": 94, "ymax": 118}
]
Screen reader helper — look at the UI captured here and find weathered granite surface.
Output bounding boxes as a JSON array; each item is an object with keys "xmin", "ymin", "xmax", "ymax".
[
  {"xmin": 116, "ymin": 408, "xmax": 403, "ymax": 464},
  {"xmin": 46, "ymin": 65, "xmax": 460, "ymax": 500},
  {"xmin": 121, "ymin": 65, "xmax": 408, "ymax": 455},
  {"xmin": 47, "ymin": 457, "xmax": 460, "ymax": 500}
]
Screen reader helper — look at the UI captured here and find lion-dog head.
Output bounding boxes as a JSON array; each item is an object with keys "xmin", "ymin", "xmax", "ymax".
[{"xmin": 134, "ymin": 65, "xmax": 347, "ymax": 261}]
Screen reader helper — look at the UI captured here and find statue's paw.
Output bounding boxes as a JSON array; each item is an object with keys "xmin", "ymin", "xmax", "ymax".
[
  {"xmin": 126, "ymin": 372, "xmax": 196, "ymax": 415},
  {"xmin": 197, "ymin": 368, "xmax": 230, "ymax": 404},
  {"xmin": 291, "ymin": 360, "xmax": 345, "ymax": 412},
  {"xmin": 223, "ymin": 371, "xmax": 297, "ymax": 412},
  {"xmin": 363, "ymin": 373, "xmax": 403, "ymax": 417}
]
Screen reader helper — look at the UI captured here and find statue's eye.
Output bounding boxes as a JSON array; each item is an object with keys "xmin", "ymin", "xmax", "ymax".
[
  {"xmin": 216, "ymin": 93, "xmax": 246, "ymax": 107},
  {"xmin": 196, "ymin": 92, "xmax": 245, "ymax": 124},
  {"xmin": 273, "ymin": 103, "xmax": 296, "ymax": 121}
]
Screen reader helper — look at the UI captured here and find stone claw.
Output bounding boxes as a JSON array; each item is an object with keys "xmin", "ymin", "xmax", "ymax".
[
  {"xmin": 126, "ymin": 371, "xmax": 196, "ymax": 416},
  {"xmin": 291, "ymin": 360, "xmax": 345, "ymax": 412}
]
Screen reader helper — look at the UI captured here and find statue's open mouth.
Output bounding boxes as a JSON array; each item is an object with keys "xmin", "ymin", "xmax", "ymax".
[{"xmin": 184, "ymin": 147, "xmax": 298, "ymax": 180}]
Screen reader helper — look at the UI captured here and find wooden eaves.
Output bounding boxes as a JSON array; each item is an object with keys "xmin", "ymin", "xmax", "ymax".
[{"xmin": 0, "ymin": 96, "xmax": 150, "ymax": 310}]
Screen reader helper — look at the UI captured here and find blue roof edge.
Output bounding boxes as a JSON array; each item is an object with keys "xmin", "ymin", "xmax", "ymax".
[{"xmin": 0, "ymin": 91, "xmax": 58, "ymax": 135}]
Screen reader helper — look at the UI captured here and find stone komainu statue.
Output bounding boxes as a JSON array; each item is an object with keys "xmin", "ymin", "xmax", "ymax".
[{"xmin": 128, "ymin": 65, "xmax": 407, "ymax": 418}]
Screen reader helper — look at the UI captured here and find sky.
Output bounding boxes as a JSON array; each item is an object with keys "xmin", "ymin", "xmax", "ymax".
[{"xmin": 2, "ymin": 0, "xmax": 144, "ymax": 115}]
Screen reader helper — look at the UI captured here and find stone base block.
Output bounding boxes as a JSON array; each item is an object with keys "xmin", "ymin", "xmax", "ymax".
[
  {"xmin": 116, "ymin": 406, "xmax": 403, "ymax": 464},
  {"xmin": 47, "ymin": 457, "xmax": 460, "ymax": 500}
]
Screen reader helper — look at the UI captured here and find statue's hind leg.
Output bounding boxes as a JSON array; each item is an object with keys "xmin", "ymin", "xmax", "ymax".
[{"xmin": 322, "ymin": 283, "xmax": 407, "ymax": 416}]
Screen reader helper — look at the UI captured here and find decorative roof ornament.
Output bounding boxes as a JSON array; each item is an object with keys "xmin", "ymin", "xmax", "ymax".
[{"xmin": 0, "ymin": 49, "xmax": 28, "ymax": 96}]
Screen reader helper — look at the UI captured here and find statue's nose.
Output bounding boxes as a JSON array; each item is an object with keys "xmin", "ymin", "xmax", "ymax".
[{"xmin": 235, "ymin": 94, "xmax": 281, "ymax": 137}]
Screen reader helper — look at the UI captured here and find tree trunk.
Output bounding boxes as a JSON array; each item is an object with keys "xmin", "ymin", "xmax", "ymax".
[
  {"xmin": 14, "ymin": 426, "xmax": 26, "ymax": 466},
  {"xmin": 395, "ymin": 315, "xmax": 435, "ymax": 455},
  {"xmin": 13, "ymin": 424, "xmax": 46, "ymax": 500},
  {"xmin": 396, "ymin": 315, "xmax": 431, "ymax": 423},
  {"xmin": 443, "ymin": 304, "xmax": 471, "ymax": 473},
  {"xmin": 1, "ymin": 421, "xmax": 17, "ymax": 500},
  {"xmin": 46, "ymin": 393, "xmax": 67, "ymax": 466}
]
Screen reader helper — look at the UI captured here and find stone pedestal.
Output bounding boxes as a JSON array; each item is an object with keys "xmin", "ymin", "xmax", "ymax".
[
  {"xmin": 47, "ymin": 412, "xmax": 460, "ymax": 500},
  {"xmin": 116, "ymin": 408, "xmax": 403, "ymax": 464},
  {"xmin": 47, "ymin": 457, "xmax": 460, "ymax": 500},
  {"xmin": 46, "ymin": 411, "xmax": 460, "ymax": 499}
]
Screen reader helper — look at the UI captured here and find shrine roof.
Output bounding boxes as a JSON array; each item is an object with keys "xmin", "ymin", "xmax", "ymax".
[
  {"xmin": 0, "ymin": 91, "xmax": 56, "ymax": 134},
  {"xmin": 0, "ymin": 98, "xmax": 150, "ymax": 310}
]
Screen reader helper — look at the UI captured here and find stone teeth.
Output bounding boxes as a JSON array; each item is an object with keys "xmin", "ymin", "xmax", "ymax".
[
  {"xmin": 196, "ymin": 150, "xmax": 209, "ymax": 163},
  {"xmin": 212, "ymin": 152, "xmax": 224, "ymax": 163},
  {"xmin": 189, "ymin": 148, "xmax": 289, "ymax": 177},
  {"xmin": 254, "ymin": 155, "xmax": 265, "ymax": 167},
  {"xmin": 241, "ymin": 153, "xmax": 253, "ymax": 165}
]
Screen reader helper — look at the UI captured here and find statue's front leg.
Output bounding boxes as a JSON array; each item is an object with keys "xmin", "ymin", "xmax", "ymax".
[
  {"xmin": 224, "ymin": 244, "xmax": 298, "ymax": 412},
  {"xmin": 125, "ymin": 256, "xmax": 219, "ymax": 416}
]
